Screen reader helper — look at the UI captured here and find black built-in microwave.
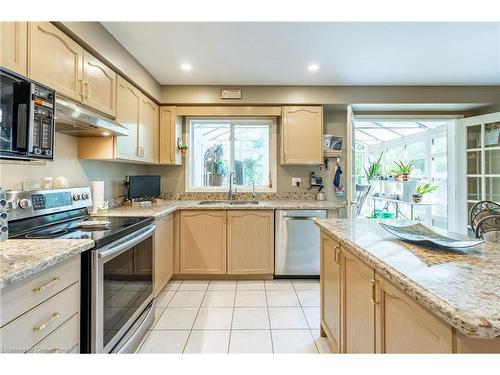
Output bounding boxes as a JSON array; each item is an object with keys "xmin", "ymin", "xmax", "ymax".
[{"xmin": 0, "ymin": 67, "xmax": 56, "ymax": 161}]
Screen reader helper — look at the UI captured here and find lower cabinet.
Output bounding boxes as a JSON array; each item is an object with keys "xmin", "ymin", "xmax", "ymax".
[
  {"xmin": 320, "ymin": 231, "xmax": 342, "ymax": 353},
  {"xmin": 227, "ymin": 210, "xmax": 274, "ymax": 275},
  {"xmin": 179, "ymin": 210, "xmax": 227, "ymax": 274},
  {"xmin": 319, "ymin": 232, "xmax": 493, "ymax": 354},
  {"xmin": 375, "ymin": 277, "xmax": 453, "ymax": 353},
  {"xmin": 154, "ymin": 214, "xmax": 174, "ymax": 296},
  {"xmin": 342, "ymin": 248, "xmax": 376, "ymax": 353}
]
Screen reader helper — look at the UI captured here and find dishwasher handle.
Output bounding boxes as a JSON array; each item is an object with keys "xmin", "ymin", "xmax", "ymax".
[{"xmin": 283, "ymin": 216, "xmax": 320, "ymax": 220}]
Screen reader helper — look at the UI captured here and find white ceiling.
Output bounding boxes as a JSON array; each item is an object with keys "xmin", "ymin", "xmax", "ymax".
[{"xmin": 102, "ymin": 22, "xmax": 500, "ymax": 86}]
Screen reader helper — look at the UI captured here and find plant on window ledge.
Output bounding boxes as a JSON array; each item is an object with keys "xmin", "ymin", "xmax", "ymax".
[{"xmin": 412, "ymin": 183, "xmax": 438, "ymax": 203}]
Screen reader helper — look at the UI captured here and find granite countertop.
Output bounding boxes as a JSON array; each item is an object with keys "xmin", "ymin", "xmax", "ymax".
[
  {"xmin": 97, "ymin": 199, "xmax": 345, "ymax": 220},
  {"xmin": 315, "ymin": 218, "xmax": 500, "ymax": 339},
  {"xmin": 0, "ymin": 239, "xmax": 95, "ymax": 289}
]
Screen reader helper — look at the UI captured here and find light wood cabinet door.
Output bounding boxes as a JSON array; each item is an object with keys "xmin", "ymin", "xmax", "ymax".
[
  {"xmin": 320, "ymin": 232, "xmax": 342, "ymax": 353},
  {"xmin": 138, "ymin": 94, "xmax": 159, "ymax": 164},
  {"xmin": 115, "ymin": 75, "xmax": 140, "ymax": 161},
  {"xmin": 159, "ymin": 106, "xmax": 182, "ymax": 165},
  {"xmin": 281, "ymin": 106, "xmax": 323, "ymax": 165},
  {"xmin": 342, "ymin": 248, "xmax": 376, "ymax": 353},
  {"xmin": 0, "ymin": 22, "xmax": 28, "ymax": 75},
  {"xmin": 180, "ymin": 211, "xmax": 227, "ymax": 275},
  {"xmin": 29, "ymin": 22, "xmax": 83, "ymax": 101},
  {"xmin": 227, "ymin": 210, "xmax": 274, "ymax": 275},
  {"xmin": 154, "ymin": 214, "xmax": 174, "ymax": 297},
  {"xmin": 82, "ymin": 51, "xmax": 116, "ymax": 117},
  {"xmin": 375, "ymin": 275, "xmax": 453, "ymax": 353}
]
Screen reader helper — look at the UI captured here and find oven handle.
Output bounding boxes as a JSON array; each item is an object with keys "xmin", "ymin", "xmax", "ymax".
[{"xmin": 98, "ymin": 225, "xmax": 155, "ymax": 259}]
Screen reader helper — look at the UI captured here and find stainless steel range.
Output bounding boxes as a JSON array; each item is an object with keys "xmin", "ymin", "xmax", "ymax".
[{"xmin": 6, "ymin": 187, "xmax": 156, "ymax": 353}]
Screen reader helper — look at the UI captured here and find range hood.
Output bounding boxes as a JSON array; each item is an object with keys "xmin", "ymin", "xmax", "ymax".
[{"xmin": 55, "ymin": 97, "xmax": 128, "ymax": 137}]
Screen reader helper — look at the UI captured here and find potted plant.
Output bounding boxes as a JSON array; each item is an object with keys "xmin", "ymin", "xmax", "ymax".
[
  {"xmin": 393, "ymin": 161, "xmax": 413, "ymax": 181},
  {"xmin": 412, "ymin": 183, "xmax": 438, "ymax": 203},
  {"xmin": 363, "ymin": 152, "xmax": 384, "ymax": 182}
]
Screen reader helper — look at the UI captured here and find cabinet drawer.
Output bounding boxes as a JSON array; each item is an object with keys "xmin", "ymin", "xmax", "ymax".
[
  {"xmin": 0, "ymin": 257, "xmax": 79, "ymax": 327},
  {"xmin": 0, "ymin": 282, "xmax": 79, "ymax": 353},
  {"xmin": 29, "ymin": 313, "xmax": 79, "ymax": 354}
]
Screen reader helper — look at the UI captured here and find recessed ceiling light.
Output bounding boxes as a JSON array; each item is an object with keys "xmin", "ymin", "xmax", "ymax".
[
  {"xmin": 102, "ymin": 131, "xmax": 111, "ymax": 136},
  {"xmin": 308, "ymin": 64, "xmax": 319, "ymax": 72},
  {"xmin": 181, "ymin": 63, "xmax": 192, "ymax": 71}
]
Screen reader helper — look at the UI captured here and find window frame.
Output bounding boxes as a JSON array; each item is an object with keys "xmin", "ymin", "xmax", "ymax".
[{"xmin": 185, "ymin": 116, "xmax": 278, "ymax": 193}]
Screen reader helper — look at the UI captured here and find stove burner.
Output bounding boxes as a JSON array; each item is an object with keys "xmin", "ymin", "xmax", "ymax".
[{"xmin": 26, "ymin": 228, "xmax": 69, "ymax": 238}]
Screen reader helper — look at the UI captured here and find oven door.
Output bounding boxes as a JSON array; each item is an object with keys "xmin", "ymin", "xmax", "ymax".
[
  {"xmin": 0, "ymin": 68, "xmax": 33, "ymax": 160},
  {"xmin": 92, "ymin": 224, "xmax": 155, "ymax": 353}
]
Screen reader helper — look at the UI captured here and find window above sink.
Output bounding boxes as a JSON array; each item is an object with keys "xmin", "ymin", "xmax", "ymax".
[{"xmin": 186, "ymin": 117, "xmax": 277, "ymax": 193}]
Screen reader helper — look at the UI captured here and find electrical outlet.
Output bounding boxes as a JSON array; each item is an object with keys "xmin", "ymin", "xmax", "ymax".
[{"xmin": 292, "ymin": 177, "xmax": 302, "ymax": 187}]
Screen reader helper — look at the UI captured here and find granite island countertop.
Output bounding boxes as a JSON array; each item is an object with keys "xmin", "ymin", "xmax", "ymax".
[
  {"xmin": 96, "ymin": 199, "xmax": 345, "ymax": 220},
  {"xmin": 0, "ymin": 239, "xmax": 95, "ymax": 289},
  {"xmin": 314, "ymin": 218, "xmax": 500, "ymax": 339}
]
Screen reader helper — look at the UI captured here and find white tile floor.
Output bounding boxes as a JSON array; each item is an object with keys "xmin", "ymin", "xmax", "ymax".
[{"xmin": 137, "ymin": 279, "xmax": 331, "ymax": 354}]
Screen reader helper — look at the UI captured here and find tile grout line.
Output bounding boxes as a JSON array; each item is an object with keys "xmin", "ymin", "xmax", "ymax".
[
  {"xmin": 181, "ymin": 281, "xmax": 210, "ymax": 353},
  {"xmin": 227, "ymin": 281, "xmax": 239, "ymax": 353},
  {"xmin": 263, "ymin": 281, "xmax": 275, "ymax": 353},
  {"xmin": 292, "ymin": 280, "xmax": 320, "ymax": 354}
]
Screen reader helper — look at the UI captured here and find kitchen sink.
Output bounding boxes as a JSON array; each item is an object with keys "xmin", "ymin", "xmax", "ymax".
[
  {"xmin": 198, "ymin": 200, "xmax": 231, "ymax": 205},
  {"xmin": 229, "ymin": 200, "xmax": 259, "ymax": 205},
  {"xmin": 197, "ymin": 200, "xmax": 259, "ymax": 206}
]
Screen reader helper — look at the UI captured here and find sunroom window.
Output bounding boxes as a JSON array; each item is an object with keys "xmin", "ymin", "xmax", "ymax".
[{"xmin": 187, "ymin": 118, "xmax": 276, "ymax": 192}]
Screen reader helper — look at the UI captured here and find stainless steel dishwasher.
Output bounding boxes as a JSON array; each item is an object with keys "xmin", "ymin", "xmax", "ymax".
[{"xmin": 275, "ymin": 209, "xmax": 327, "ymax": 277}]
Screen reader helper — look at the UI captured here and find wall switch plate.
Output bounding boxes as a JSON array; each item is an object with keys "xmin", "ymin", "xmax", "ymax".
[{"xmin": 292, "ymin": 177, "xmax": 302, "ymax": 187}]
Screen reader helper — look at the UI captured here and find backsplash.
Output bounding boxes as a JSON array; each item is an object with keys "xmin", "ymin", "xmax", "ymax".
[{"xmin": 161, "ymin": 191, "xmax": 318, "ymax": 201}]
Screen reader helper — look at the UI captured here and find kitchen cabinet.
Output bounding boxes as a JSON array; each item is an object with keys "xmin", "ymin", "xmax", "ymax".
[
  {"xmin": 0, "ymin": 22, "xmax": 28, "ymax": 75},
  {"xmin": 159, "ymin": 106, "xmax": 183, "ymax": 165},
  {"xmin": 139, "ymin": 93, "xmax": 159, "ymax": 164},
  {"xmin": 179, "ymin": 211, "xmax": 227, "ymax": 274},
  {"xmin": 320, "ymin": 231, "xmax": 342, "ymax": 353},
  {"xmin": 29, "ymin": 22, "xmax": 84, "ymax": 102},
  {"xmin": 0, "ymin": 257, "xmax": 80, "ymax": 353},
  {"xmin": 281, "ymin": 106, "xmax": 323, "ymax": 165},
  {"xmin": 115, "ymin": 75, "xmax": 141, "ymax": 161},
  {"xmin": 342, "ymin": 248, "xmax": 376, "ymax": 353},
  {"xmin": 375, "ymin": 275, "xmax": 453, "ymax": 353},
  {"xmin": 227, "ymin": 210, "xmax": 274, "ymax": 275},
  {"xmin": 82, "ymin": 51, "xmax": 116, "ymax": 117},
  {"xmin": 154, "ymin": 214, "xmax": 174, "ymax": 297}
]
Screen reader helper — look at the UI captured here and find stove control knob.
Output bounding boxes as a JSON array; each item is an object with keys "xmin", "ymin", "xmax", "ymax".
[
  {"xmin": 82, "ymin": 193, "xmax": 90, "ymax": 200},
  {"xmin": 73, "ymin": 193, "xmax": 81, "ymax": 201},
  {"xmin": 19, "ymin": 199, "xmax": 32, "ymax": 209}
]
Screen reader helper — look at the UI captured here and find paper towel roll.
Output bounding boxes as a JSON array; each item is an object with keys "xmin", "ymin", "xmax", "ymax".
[{"xmin": 91, "ymin": 180, "xmax": 104, "ymax": 214}]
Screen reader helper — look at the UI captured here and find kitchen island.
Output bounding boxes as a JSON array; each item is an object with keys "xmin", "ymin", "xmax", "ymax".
[{"xmin": 315, "ymin": 218, "xmax": 500, "ymax": 353}]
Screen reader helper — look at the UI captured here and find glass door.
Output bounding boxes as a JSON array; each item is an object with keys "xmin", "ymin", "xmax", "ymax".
[{"xmin": 459, "ymin": 112, "xmax": 500, "ymax": 232}]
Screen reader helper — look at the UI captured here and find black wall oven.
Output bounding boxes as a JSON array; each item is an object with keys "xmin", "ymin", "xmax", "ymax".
[{"xmin": 0, "ymin": 68, "xmax": 55, "ymax": 161}]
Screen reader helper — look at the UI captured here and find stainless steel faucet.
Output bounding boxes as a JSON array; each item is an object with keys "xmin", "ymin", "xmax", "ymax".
[{"xmin": 228, "ymin": 171, "xmax": 236, "ymax": 201}]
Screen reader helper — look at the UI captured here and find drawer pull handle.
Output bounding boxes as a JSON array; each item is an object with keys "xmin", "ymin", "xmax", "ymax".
[
  {"xmin": 33, "ymin": 277, "xmax": 61, "ymax": 292},
  {"xmin": 334, "ymin": 246, "xmax": 341, "ymax": 265},
  {"xmin": 371, "ymin": 279, "xmax": 379, "ymax": 305},
  {"xmin": 33, "ymin": 312, "xmax": 60, "ymax": 332}
]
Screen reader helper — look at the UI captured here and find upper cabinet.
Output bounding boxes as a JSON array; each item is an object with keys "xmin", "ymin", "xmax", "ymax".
[
  {"xmin": 29, "ymin": 22, "xmax": 84, "ymax": 102},
  {"xmin": 0, "ymin": 22, "xmax": 28, "ymax": 75},
  {"xmin": 28, "ymin": 22, "xmax": 116, "ymax": 117},
  {"xmin": 138, "ymin": 94, "xmax": 159, "ymax": 164},
  {"xmin": 159, "ymin": 106, "xmax": 183, "ymax": 165},
  {"xmin": 82, "ymin": 51, "xmax": 116, "ymax": 117},
  {"xmin": 115, "ymin": 76, "xmax": 141, "ymax": 161},
  {"xmin": 281, "ymin": 106, "xmax": 323, "ymax": 165}
]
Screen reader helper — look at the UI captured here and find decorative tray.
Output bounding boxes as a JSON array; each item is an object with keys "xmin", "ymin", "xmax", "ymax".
[{"xmin": 379, "ymin": 222, "xmax": 484, "ymax": 248}]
